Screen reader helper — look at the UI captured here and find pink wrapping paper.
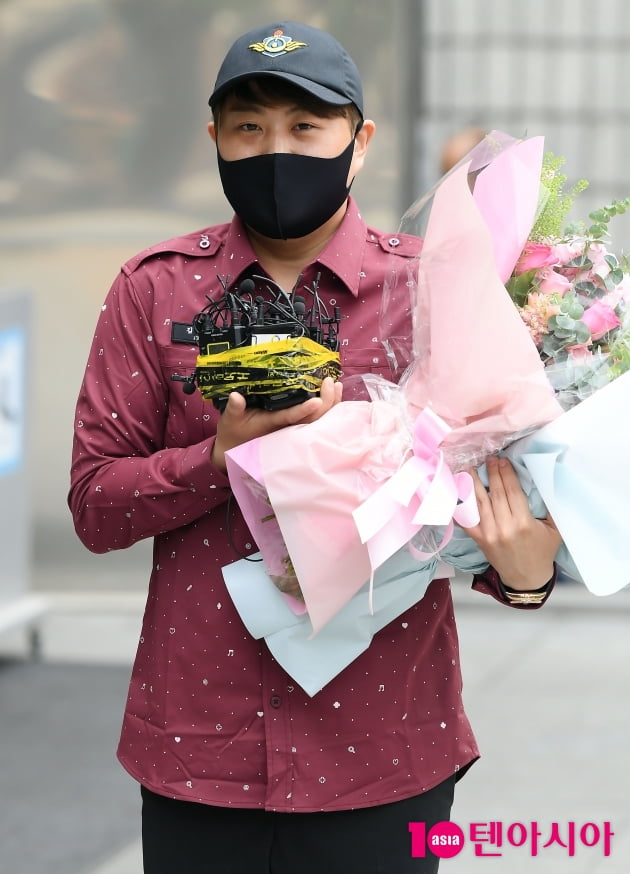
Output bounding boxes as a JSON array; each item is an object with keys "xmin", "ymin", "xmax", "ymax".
[
  {"xmin": 402, "ymin": 157, "xmax": 562, "ymax": 465},
  {"xmin": 225, "ymin": 436, "xmax": 309, "ymax": 616},
  {"xmin": 472, "ymin": 136, "xmax": 546, "ymax": 283},
  {"xmin": 227, "ymin": 398, "xmax": 410, "ymax": 634}
]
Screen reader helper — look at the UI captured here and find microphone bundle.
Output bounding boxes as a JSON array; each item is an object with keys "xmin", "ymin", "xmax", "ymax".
[{"xmin": 172, "ymin": 274, "xmax": 342, "ymax": 411}]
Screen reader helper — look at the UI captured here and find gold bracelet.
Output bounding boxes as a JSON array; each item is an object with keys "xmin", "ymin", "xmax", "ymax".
[{"xmin": 503, "ymin": 589, "xmax": 548, "ymax": 605}]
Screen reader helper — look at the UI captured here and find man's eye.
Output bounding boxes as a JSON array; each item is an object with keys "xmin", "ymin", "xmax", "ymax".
[{"xmin": 239, "ymin": 123, "xmax": 259, "ymax": 132}]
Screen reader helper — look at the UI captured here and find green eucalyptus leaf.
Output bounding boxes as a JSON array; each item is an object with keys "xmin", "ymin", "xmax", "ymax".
[
  {"xmin": 542, "ymin": 335, "xmax": 562, "ymax": 356},
  {"xmin": 567, "ymin": 255, "xmax": 592, "ymax": 269},
  {"xmin": 567, "ymin": 301, "xmax": 585, "ymax": 319},
  {"xmin": 573, "ymin": 281, "xmax": 597, "ymax": 295},
  {"xmin": 574, "ymin": 321, "xmax": 591, "ymax": 344}
]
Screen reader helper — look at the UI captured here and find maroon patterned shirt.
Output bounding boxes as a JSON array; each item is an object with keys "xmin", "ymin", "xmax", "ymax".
[{"xmin": 69, "ymin": 199, "xmax": 549, "ymax": 812}]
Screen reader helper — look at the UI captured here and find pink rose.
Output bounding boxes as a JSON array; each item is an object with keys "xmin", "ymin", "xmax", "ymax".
[
  {"xmin": 602, "ymin": 287, "xmax": 624, "ymax": 309},
  {"xmin": 587, "ymin": 243, "xmax": 611, "ymax": 280},
  {"xmin": 567, "ymin": 345, "xmax": 594, "ymax": 361},
  {"xmin": 603, "ymin": 273, "xmax": 630, "ymax": 306},
  {"xmin": 536, "ymin": 267, "xmax": 573, "ymax": 296},
  {"xmin": 580, "ymin": 301, "xmax": 621, "ymax": 340},
  {"xmin": 552, "ymin": 240, "xmax": 584, "ymax": 266},
  {"xmin": 514, "ymin": 242, "xmax": 557, "ymax": 275}
]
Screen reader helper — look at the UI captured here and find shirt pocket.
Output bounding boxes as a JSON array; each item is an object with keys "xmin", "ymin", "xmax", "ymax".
[
  {"xmin": 341, "ymin": 347, "xmax": 394, "ymax": 376},
  {"xmin": 340, "ymin": 347, "xmax": 396, "ymax": 400},
  {"xmin": 159, "ymin": 345, "xmax": 219, "ymax": 445}
]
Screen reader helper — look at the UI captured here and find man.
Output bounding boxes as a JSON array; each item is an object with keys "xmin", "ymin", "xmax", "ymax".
[
  {"xmin": 69, "ymin": 21, "xmax": 560, "ymax": 874},
  {"xmin": 440, "ymin": 126, "xmax": 486, "ymax": 174}
]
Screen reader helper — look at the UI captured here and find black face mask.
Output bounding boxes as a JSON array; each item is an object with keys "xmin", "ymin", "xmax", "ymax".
[{"xmin": 216, "ymin": 138, "xmax": 356, "ymax": 239}]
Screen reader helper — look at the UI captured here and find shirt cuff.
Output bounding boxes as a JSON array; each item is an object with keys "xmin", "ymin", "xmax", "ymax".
[{"xmin": 471, "ymin": 565, "xmax": 556, "ymax": 609}]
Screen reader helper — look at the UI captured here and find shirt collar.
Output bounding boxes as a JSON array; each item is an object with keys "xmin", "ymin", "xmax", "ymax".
[
  {"xmin": 216, "ymin": 198, "xmax": 367, "ymax": 297},
  {"xmin": 215, "ymin": 216, "xmax": 259, "ymax": 285},
  {"xmin": 311, "ymin": 198, "xmax": 366, "ymax": 297}
]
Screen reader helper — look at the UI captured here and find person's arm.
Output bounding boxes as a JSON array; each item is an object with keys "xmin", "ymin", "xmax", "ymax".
[
  {"xmin": 68, "ymin": 272, "xmax": 234, "ymax": 553},
  {"xmin": 461, "ymin": 455, "xmax": 560, "ymax": 608}
]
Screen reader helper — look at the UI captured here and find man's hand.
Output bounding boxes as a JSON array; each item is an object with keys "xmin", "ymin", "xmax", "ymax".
[
  {"xmin": 461, "ymin": 456, "xmax": 561, "ymax": 591},
  {"xmin": 211, "ymin": 376, "xmax": 343, "ymax": 472}
]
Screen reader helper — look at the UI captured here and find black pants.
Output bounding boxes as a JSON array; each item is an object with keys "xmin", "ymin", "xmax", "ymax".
[{"xmin": 141, "ymin": 776, "xmax": 455, "ymax": 874}]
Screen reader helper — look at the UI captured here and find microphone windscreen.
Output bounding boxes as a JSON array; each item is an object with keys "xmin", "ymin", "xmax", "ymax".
[{"xmin": 237, "ymin": 278, "xmax": 256, "ymax": 296}]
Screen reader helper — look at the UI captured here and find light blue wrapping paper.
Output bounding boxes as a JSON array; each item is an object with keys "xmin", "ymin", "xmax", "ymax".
[
  {"xmin": 502, "ymin": 370, "xmax": 630, "ymax": 596},
  {"xmin": 222, "ymin": 533, "xmax": 488, "ymax": 696}
]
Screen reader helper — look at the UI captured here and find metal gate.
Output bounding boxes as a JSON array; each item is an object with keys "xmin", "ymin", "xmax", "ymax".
[{"xmin": 398, "ymin": 0, "xmax": 630, "ymax": 247}]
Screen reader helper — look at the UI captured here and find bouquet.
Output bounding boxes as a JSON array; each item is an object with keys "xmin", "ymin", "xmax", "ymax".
[
  {"xmin": 497, "ymin": 155, "xmax": 630, "ymax": 595},
  {"xmin": 222, "ymin": 132, "xmax": 570, "ymax": 694},
  {"xmin": 505, "ymin": 153, "xmax": 630, "ymax": 410},
  {"xmin": 222, "ymin": 132, "xmax": 630, "ymax": 693}
]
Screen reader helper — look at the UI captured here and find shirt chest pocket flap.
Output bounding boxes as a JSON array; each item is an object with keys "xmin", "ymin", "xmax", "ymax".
[{"xmin": 341, "ymin": 347, "xmax": 394, "ymax": 380}]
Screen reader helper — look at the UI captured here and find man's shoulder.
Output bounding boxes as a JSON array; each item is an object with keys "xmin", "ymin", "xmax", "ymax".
[
  {"xmin": 364, "ymin": 224, "xmax": 422, "ymax": 259},
  {"xmin": 340, "ymin": 199, "xmax": 422, "ymax": 261},
  {"xmin": 121, "ymin": 223, "xmax": 231, "ymax": 276}
]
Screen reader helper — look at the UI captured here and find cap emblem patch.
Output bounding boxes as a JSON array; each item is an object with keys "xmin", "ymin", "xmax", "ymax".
[{"xmin": 249, "ymin": 29, "xmax": 307, "ymax": 58}]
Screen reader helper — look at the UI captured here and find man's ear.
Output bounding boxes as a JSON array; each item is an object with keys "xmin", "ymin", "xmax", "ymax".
[
  {"xmin": 207, "ymin": 121, "xmax": 217, "ymax": 143},
  {"xmin": 354, "ymin": 119, "xmax": 375, "ymax": 157},
  {"xmin": 348, "ymin": 119, "xmax": 375, "ymax": 183}
]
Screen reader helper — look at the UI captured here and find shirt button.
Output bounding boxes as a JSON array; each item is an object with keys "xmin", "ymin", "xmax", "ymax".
[
  {"xmin": 388, "ymin": 237, "xmax": 401, "ymax": 248},
  {"xmin": 270, "ymin": 695, "xmax": 282, "ymax": 708}
]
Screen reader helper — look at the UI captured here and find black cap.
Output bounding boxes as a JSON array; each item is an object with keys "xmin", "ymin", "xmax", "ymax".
[{"xmin": 209, "ymin": 21, "xmax": 363, "ymax": 117}]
